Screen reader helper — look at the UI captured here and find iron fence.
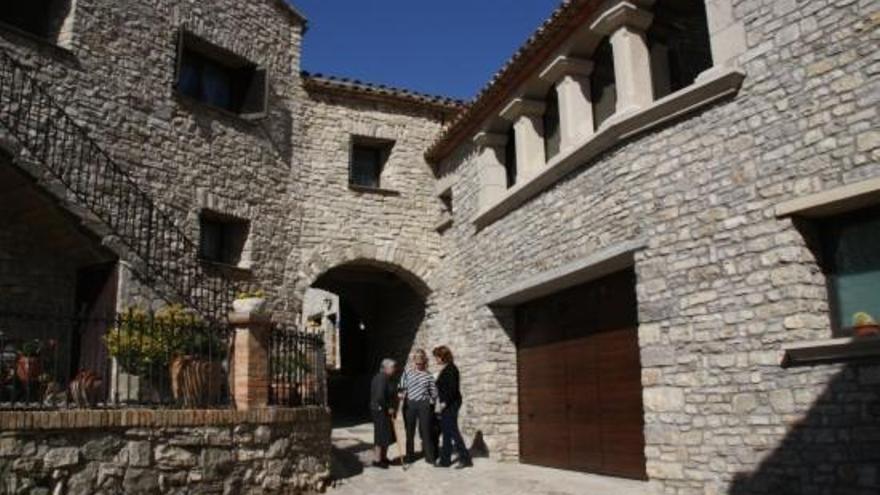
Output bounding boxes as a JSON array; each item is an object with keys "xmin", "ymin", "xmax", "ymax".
[
  {"xmin": 0, "ymin": 49, "xmax": 235, "ymax": 318},
  {"xmin": 268, "ymin": 325, "xmax": 326, "ymax": 408},
  {"xmin": 0, "ymin": 310, "xmax": 231, "ymax": 410}
]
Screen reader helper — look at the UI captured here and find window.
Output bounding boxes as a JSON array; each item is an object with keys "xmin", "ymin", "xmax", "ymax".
[
  {"xmin": 198, "ymin": 212, "xmax": 249, "ymax": 266},
  {"xmin": 648, "ymin": 0, "xmax": 713, "ymax": 99},
  {"xmin": 590, "ymin": 39, "xmax": 617, "ymax": 129},
  {"xmin": 504, "ymin": 126, "xmax": 517, "ymax": 188},
  {"xmin": 349, "ymin": 137, "xmax": 393, "ymax": 189},
  {"xmin": 175, "ymin": 31, "xmax": 268, "ymax": 117},
  {"xmin": 543, "ymin": 87, "xmax": 561, "ymax": 161},
  {"xmin": 1, "ymin": 0, "xmax": 70, "ymax": 41},
  {"xmin": 819, "ymin": 206, "xmax": 880, "ymax": 337}
]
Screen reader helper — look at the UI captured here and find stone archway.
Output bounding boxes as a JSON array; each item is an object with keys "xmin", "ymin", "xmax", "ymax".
[{"xmin": 292, "ymin": 244, "xmax": 437, "ymax": 420}]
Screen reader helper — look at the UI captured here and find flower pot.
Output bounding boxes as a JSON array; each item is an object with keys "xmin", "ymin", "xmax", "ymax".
[
  {"xmin": 853, "ymin": 324, "xmax": 880, "ymax": 338},
  {"xmin": 232, "ymin": 297, "xmax": 267, "ymax": 315},
  {"xmin": 15, "ymin": 356, "xmax": 41, "ymax": 383},
  {"xmin": 170, "ymin": 355, "xmax": 223, "ymax": 407}
]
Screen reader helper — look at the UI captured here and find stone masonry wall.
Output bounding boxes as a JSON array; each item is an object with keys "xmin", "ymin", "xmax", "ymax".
[
  {"xmin": 437, "ymin": 0, "xmax": 880, "ymax": 493},
  {"xmin": 0, "ymin": 0, "xmax": 306, "ymax": 320},
  {"xmin": 292, "ymin": 90, "xmax": 450, "ymax": 342},
  {"xmin": 0, "ymin": 408, "xmax": 331, "ymax": 495}
]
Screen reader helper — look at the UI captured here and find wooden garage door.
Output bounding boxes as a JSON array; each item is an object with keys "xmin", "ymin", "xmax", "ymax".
[{"xmin": 517, "ymin": 268, "xmax": 646, "ymax": 480}]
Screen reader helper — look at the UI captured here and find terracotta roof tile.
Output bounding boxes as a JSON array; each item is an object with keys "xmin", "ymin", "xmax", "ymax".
[
  {"xmin": 425, "ymin": 0, "xmax": 599, "ymax": 164},
  {"xmin": 302, "ymin": 71, "xmax": 466, "ymax": 116}
]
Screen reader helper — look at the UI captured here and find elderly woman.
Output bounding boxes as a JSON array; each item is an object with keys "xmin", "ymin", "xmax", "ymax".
[
  {"xmin": 398, "ymin": 349, "xmax": 438, "ymax": 464},
  {"xmin": 370, "ymin": 358, "xmax": 397, "ymax": 468},
  {"xmin": 433, "ymin": 346, "xmax": 472, "ymax": 468}
]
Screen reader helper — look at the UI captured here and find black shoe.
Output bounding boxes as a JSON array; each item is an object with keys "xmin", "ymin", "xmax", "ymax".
[
  {"xmin": 436, "ymin": 460, "xmax": 452, "ymax": 468},
  {"xmin": 371, "ymin": 460, "xmax": 389, "ymax": 469},
  {"xmin": 454, "ymin": 459, "xmax": 473, "ymax": 469}
]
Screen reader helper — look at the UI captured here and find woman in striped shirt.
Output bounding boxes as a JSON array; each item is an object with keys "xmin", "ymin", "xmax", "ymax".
[{"xmin": 398, "ymin": 348, "xmax": 438, "ymax": 464}]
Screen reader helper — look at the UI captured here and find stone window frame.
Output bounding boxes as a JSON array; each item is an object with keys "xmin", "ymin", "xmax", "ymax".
[
  {"xmin": 197, "ymin": 209, "xmax": 252, "ymax": 272},
  {"xmin": 775, "ymin": 177, "xmax": 880, "ymax": 366},
  {"xmin": 173, "ymin": 28, "xmax": 269, "ymax": 121},
  {"xmin": 471, "ymin": 0, "xmax": 747, "ymax": 228},
  {"xmin": 0, "ymin": 0, "xmax": 77, "ymax": 51},
  {"xmin": 347, "ymin": 135, "xmax": 399, "ymax": 195}
]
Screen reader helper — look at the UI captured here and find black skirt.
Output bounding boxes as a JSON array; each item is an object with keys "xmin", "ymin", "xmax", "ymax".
[{"xmin": 372, "ymin": 409, "xmax": 394, "ymax": 447}]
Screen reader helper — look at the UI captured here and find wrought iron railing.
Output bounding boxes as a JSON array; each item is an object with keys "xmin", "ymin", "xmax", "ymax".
[
  {"xmin": 0, "ymin": 310, "xmax": 231, "ymax": 410},
  {"xmin": 0, "ymin": 49, "xmax": 234, "ymax": 318},
  {"xmin": 268, "ymin": 325, "xmax": 326, "ymax": 407}
]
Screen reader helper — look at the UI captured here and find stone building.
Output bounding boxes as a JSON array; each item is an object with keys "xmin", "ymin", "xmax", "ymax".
[{"xmin": 0, "ymin": 0, "xmax": 878, "ymax": 494}]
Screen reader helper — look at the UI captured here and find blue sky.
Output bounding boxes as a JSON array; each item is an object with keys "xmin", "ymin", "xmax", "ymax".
[{"xmin": 288, "ymin": 1, "xmax": 561, "ymax": 100}]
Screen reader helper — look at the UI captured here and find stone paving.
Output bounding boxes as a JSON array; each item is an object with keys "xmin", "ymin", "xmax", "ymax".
[{"xmin": 327, "ymin": 422, "xmax": 649, "ymax": 495}]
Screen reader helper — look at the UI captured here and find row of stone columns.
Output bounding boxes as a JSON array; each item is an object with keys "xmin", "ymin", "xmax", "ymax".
[{"xmin": 475, "ymin": 1, "xmax": 659, "ymax": 211}]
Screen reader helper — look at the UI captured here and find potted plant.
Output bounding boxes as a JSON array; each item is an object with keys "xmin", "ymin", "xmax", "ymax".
[
  {"xmin": 16, "ymin": 339, "xmax": 42, "ymax": 383},
  {"xmin": 233, "ymin": 289, "xmax": 267, "ymax": 315},
  {"xmin": 169, "ymin": 328, "xmax": 226, "ymax": 407},
  {"xmin": 852, "ymin": 312, "xmax": 880, "ymax": 338}
]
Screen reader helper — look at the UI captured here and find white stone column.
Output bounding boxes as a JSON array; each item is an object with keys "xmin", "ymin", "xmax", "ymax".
[
  {"xmin": 474, "ymin": 131, "xmax": 509, "ymax": 211},
  {"xmin": 500, "ymin": 98, "xmax": 546, "ymax": 179},
  {"xmin": 591, "ymin": 1, "xmax": 654, "ymax": 115},
  {"xmin": 539, "ymin": 56, "xmax": 595, "ymax": 152}
]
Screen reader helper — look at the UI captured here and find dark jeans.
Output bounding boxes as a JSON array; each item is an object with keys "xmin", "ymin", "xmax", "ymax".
[
  {"xmin": 404, "ymin": 399, "xmax": 435, "ymax": 462},
  {"xmin": 439, "ymin": 402, "xmax": 471, "ymax": 465}
]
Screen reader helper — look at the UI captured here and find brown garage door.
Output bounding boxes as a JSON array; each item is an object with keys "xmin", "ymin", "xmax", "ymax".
[{"xmin": 517, "ymin": 268, "xmax": 646, "ymax": 480}]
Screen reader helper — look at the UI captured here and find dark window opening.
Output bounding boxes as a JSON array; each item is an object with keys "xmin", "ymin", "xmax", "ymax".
[
  {"xmin": 0, "ymin": 0, "xmax": 70, "ymax": 41},
  {"xmin": 818, "ymin": 205, "xmax": 880, "ymax": 337},
  {"xmin": 504, "ymin": 126, "xmax": 517, "ymax": 189},
  {"xmin": 591, "ymin": 39, "xmax": 617, "ymax": 130},
  {"xmin": 543, "ymin": 87, "xmax": 561, "ymax": 161},
  {"xmin": 199, "ymin": 212, "xmax": 249, "ymax": 266},
  {"xmin": 648, "ymin": 0, "xmax": 714, "ymax": 98},
  {"xmin": 349, "ymin": 138, "xmax": 393, "ymax": 189},
  {"xmin": 175, "ymin": 31, "xmax": 268, "ymax": 117},
  {"xmin": 440, "ymin": 190, "xmax": 453, "ymax": 215}
]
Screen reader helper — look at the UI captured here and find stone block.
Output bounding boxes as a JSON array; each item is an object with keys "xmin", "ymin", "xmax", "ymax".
[{"xmin": 44, "ymin": 447, "xmax": 80, "ymax": 469}]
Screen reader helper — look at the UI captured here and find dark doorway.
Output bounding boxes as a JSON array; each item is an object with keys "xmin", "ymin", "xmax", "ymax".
[
  {"xmin": 516, "ymin": 267, "xmax": 647, "ymax": 480},
  {"xmin": 310, "ymin": 262, "xmax": 426, "ymax": 422}
]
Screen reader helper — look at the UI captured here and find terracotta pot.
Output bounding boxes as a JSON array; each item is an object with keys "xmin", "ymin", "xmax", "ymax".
[
  {"xmin": 170, "ymin": 356, "xmax": 223, "ymax": 407},
  {"xmin": 232, "ymin": 297, "xmax": 267, "ymax": 315},
  {"xmin": 15, "ymin": 356, "xmax": 41, "ymax": 383},
  {"xmin": 853, "ymin": 324, "xmax": 880, "ymax": 338}
]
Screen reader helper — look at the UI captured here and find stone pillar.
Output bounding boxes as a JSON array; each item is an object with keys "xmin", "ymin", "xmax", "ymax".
[
  {"xmin": 591, "ymin": 1, "xmax": 655, "ymax": 115},
  {"xmin": 500, "ymin": 98, "xmax": 546, "ymax": 178},
  {"xmin": 539, "ymin": 56, "xmax": 595, "ymax": 152},
  {"xmin": 229, "ymin": 311, "xmax": 272, "ymax": 411},
  {"xmin": 474, "ymin": 131, "xmax": 509, "ymax": 211}
]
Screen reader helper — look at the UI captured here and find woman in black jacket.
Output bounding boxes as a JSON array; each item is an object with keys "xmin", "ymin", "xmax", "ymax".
[{"xmin": 432, "ymin": 346, "xmax": 473, "ymax": 468}]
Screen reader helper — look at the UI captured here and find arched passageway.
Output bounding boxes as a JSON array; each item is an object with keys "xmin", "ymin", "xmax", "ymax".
[{"xmin": 305, "ymin": 261, "xmax": 426, "ymax": 421}]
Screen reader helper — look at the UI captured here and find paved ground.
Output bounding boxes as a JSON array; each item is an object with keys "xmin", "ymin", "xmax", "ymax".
[{"xmin": 327, "ymin": 422, "xmax": 649, "ymax": 495}]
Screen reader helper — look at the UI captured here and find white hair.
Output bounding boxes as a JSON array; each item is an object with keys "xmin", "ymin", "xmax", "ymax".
[{"xmin": 380, "ymin": 358, "xmax": 396, "ymax": 371}]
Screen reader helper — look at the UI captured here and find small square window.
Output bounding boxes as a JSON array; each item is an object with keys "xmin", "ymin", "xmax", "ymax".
[
  {"xmin": 175, "ymin": 31, "xmax": 268, "ymax": 118},
  {"xmin": 199, "ymin": 212, "xmax": 249, "ymax": 266},
  {"xmin": 818, "ymin": 206, "xmax": 880, "ymax": 337},
  {"xmin": 349, "ymin": 138, "xmax": 393, "ymax": 189}
]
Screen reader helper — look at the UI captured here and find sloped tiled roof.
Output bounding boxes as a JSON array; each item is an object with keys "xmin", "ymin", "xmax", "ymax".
[
  {"xmin": 425, "ymin": 0, "xmax": 600, "ymax": 164},
  {"xmin": 302, "ymin": 72, "xmax": 466, "ymax": 116}
]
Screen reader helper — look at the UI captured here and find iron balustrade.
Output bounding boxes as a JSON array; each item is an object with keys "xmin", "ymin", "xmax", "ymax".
[
  {"xmin": 0, "ymin": 49, "xmax": 236, "ymax": 318},
  {"xmin": 0, "ymin": 310, "xmax": 232, "ymax": 410},
  {"xmin": 268, "ymin": 325, "xmax": 327, "ymax": 408}
]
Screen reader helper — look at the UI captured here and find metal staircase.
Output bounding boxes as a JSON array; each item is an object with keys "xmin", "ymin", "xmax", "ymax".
[{"xmin": 0, "ymin": 50, "xmax": 235, "ymax": 318}]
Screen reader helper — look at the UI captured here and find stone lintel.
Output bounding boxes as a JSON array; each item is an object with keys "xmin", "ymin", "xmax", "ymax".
[
  {"xmin": 774, "ymin": 177, "xmax": 880, "ymax": 218},
  {"xmin": 590, "ymin": 1, "xmax": 654, "ymax": 35},
  {"xmin": 484, "ymin": 238, "xmax": 647, "ymax": 306},
  {"xmin": 473, "ymin": 131, "xmax": 508, "ymax": 148},
  {"xmin": 499, "ymin": 98, "xmax": 546, "ymax": 122},
  {"xmin": 539, "ymin": 56, "xmax": 595, "ymax": 83}
]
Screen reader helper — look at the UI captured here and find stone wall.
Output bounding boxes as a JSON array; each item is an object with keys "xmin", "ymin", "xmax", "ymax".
[
  {"xmin": 0, "ymin": 408, "xmax": 331, "ymax": 495},
  {"xmin": 436, "ymin": 0, "xmax": 880, "ymax": 493},
  {"xmin": 0, "ymin": 0, "xmax": 306, "ymax": 320}
]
